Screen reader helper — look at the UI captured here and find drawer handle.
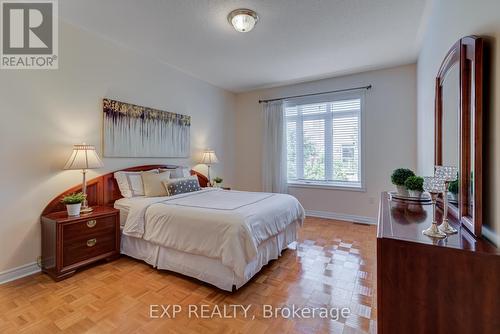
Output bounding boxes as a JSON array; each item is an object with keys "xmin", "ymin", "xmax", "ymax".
[
  {"xmin": 86, "ymin": 220, "xmax": 97, "ymax": 228},
  {"xmin": 87, "ymin": 238, "xmax": 97, "ymax": 247}
]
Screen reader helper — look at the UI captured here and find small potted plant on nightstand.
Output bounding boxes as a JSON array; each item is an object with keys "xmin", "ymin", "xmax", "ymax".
[
  {"xmin": 61, "ymin": 192, "xmax": 86, "ymax": 216},
  {"xmin": 391, "ymin": 168, "xmax": 415, "ymax": 196},
  {"xmin": 213, "ymin": 176, "xmax": 223, "ymax": 188},
  {"xmin": 405, "ymin": 176, "xmax": 424, "ymax": 198}
]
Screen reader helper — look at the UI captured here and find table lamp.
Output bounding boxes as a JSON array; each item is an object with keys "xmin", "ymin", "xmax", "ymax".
[
  {"xmin": 64, "ymin": 143, "xmax": 104, "ymax": 213},
  {"xmin": 200, "ymin": 149, "xmax": 219, "ymax": 186}
]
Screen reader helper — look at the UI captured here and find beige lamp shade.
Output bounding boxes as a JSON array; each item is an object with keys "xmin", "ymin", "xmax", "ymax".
[
  {"xmin": 200, "ymin": 150, "xmax": 219, "ymax": 165},
  {"xmin": 64, "ymin": 144, "xmax": 104, "ymax": 170}
]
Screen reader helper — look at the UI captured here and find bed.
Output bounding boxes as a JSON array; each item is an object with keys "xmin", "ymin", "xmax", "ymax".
[{"xmin": 42, "ymin": 165, "xmax": 304, "ymax": 291}]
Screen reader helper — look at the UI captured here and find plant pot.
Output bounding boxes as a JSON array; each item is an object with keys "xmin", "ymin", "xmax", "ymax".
[
  {"xmin": 214, "ymin": 183, "xmax": 222, "ymax": 188},
  {"xmin": 66, "ymin": 203, "xmax": 81, "ymax": 217},
  {"xmin": 408, "ymin": 190, "xmax": 423, "ymax": 198},
  {"xmin": 396, "ymin": 185, "xmax": 409, "ymax": 197}
]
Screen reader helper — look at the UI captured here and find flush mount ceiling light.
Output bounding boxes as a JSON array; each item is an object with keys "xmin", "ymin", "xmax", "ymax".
[{"xmin": 227, "ymin": 8, "xmax": 259, "ymax": 33}]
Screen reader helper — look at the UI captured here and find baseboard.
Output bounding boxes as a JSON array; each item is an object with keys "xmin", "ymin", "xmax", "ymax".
[
  {"xmin": 306, "ymin": 210, "xmax": 377, "ymax": 225},
  {"xmin": 0, "ymin": 262, "xmax": 40, "ymax": 285}
]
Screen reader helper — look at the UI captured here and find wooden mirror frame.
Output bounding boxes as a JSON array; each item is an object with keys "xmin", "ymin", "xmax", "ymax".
[{"xmin": 435, "ymin": 36, "xmax": 483, "ymax": 237}]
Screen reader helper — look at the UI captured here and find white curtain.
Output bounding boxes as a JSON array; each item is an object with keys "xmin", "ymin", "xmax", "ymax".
[{"xmin": 262, "ymin": 100, "xmax": 288, "ymax": 193}]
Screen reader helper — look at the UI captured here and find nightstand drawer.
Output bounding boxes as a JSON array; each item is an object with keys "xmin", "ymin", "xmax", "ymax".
[
  {"xmin": 63, "ymin": 233, "xmax": 116, "ymax": 267},
  {"xmin": 63, "ymin": 216, "xmax": 116, "ymax": 240},
  {"xmin": 61, "ymin": 215, "xmax": 117, "ymax": 267}
]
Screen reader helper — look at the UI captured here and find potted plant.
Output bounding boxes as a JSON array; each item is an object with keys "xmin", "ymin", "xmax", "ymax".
[
  {"xmin": 391, "ymin": 168, "xmax": 415, "ymax": 196},
  {"xmin": 213, "ymin": 176, "xmax": 223, "ymax": 188},
  {"xmin": 448, "ymin": 179, "xmax": 459, "ymax": 202},
  {"xmin": 405, "ymin": 176, "xmax": 424, "ymax": 198},
  {"xmin": 61, "ymin": 192, "xmax": 86, "ymax": 216}
]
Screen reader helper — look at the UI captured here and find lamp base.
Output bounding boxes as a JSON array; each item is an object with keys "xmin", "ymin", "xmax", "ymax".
[{"xmin": 80, "ymin": 206, "xmax": 93, "ymax": 214}]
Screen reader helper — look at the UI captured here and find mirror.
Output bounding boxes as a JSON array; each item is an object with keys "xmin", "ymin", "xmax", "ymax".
[
  {"xmin": 435, "ymin": 36, "xmax": 484, "ymax": 237},
  {"xmin": 441, "ymin": 63, "xmax": 460, "ymax": 210},
  {"xmin": 468, "ymin": 71, "xmax": 475, "ymax": 218}
]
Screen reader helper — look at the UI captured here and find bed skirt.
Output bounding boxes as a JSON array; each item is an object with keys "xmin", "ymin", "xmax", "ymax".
[{"xmin": 120, "ymin": 221, "xmax": 299, "ymax": 291}]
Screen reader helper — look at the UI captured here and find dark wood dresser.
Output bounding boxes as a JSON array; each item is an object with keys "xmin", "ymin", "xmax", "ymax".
[
  {"xmin": 41, "ymin": 206, "xmax": 120, "ymax": 281},
  {"xmin": 377, "ymin": 192, "xmax": 500, "ymax": 334}
]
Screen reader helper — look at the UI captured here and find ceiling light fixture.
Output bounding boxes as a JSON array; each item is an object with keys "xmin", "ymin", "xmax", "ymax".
[{"xmin": 227, "ymin": 8, "xmax": 259, "ymax": 33}]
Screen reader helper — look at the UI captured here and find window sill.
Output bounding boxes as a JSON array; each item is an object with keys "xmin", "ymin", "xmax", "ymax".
[{"xmin": 287, "ymin": 181, "xmax": 365, "ymax": 192}]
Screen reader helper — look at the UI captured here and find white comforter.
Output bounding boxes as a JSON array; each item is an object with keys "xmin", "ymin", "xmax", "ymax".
[{"xmin": 123, "ymin": 189, "xmax": 305, "ymax": 278}]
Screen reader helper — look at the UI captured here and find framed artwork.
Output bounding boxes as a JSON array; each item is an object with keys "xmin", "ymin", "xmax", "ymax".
[{"xmin": 103, "ymin": 98, "xmax": 191, "ymax": 158}]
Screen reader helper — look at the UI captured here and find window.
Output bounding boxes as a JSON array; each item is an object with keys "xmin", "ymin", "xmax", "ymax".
[
  {"xmin": 285, "ymin": 93, "xmax": 363, "ymax": 189},
  {"xmin": 342, "ymin": 145, "xmax": 355, "ymax": 164}
]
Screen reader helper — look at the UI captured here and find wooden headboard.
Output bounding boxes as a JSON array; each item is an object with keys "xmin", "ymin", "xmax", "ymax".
[{"xmin": 42, "ymin": 165, "xmax": 209, "ymax": 215}]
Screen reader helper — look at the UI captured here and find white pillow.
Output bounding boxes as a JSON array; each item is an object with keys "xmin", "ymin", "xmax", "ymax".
[
  {"xmin": 179, "ymin": 167, "xmax": 191, "ymax": 178},
  {"xmin": 159, "ymin": 167, "xmax": 191, "ymax": 179},
  {"xmin": 114, "ymin": 170, "xmax": 158, "ymax": 198}
]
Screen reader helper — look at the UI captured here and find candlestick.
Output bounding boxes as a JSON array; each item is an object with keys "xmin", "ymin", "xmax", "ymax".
[
  {"xmin": 422, "ymin": 177, "xmax": 447, "ymax": 239},
  {"xmin": 435, "ymin": 166, "xmax": 458, "ymax": 234}
]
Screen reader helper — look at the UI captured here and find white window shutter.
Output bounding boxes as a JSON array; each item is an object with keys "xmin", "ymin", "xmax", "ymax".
[{"xmin": 285, "ymin": 94, "xmax": 362, "ymax": 188}]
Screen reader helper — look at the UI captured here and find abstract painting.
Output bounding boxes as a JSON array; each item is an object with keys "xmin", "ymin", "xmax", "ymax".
[{"xmin": 103, "ymin": 98, "xmax": 191, "ymax": 158}]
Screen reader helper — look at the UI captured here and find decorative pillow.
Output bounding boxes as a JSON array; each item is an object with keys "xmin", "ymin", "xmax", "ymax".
[
  {"xmin": 114, "ymin": 170, "xmax": 158, "ymax": 198},
  {"xmin": 142, "ymin": 170, "xmax": 171, "ymax": 197},
  {"xmin": 162, "ymin": 176, "xmax": 201, "ymax": 196},
  {"xmin": 160, "ymin": 167, "xmax": 191, "ymax": 179}
]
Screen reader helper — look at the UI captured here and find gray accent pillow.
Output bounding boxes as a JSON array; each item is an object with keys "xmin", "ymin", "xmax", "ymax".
[{"xmin": 163, "ymin": 176, "xmax": 201, "ymax": 196}]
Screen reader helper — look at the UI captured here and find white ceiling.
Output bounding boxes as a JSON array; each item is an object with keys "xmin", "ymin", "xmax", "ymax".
[{"xmin": 61, "ymin": 0, "xmax": 428, "ymax": 93}]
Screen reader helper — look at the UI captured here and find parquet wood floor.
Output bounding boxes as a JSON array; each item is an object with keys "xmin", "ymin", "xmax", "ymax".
[{"xmin": 0, "ymin": 217, "xmax": 376, "ymax": 334}]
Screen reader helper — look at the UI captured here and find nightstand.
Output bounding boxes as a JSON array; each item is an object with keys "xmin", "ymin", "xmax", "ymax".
[{"xmin": 41, "ymin": 206, "xmax": 120, "ymax": 281}]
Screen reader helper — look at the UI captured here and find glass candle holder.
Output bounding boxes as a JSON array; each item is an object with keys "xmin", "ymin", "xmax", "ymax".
[
  {"xmin": 422, "ymin": 177, "xmax": 447, "ymax": 239},
  {"xmin": 435, "ymin": 166, "xmax": 459, "ymax": 234}
]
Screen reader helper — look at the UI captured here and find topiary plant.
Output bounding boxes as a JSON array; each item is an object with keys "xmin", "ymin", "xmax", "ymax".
[
  {"xmin": 213, "ymin": 176, "xmax": 223, "ymax": 184},
  {"xmin": 405, "ymin": 176, "xmax": 424, "ymax": 191},
  {"xmin": 61, "ymin": 192, "xmax": 86, "ymax": 205},
  {"xmin": 391, "ymin": 168, "xmax": 415, "ymax": 186},
  {"xmin": 448, "ymin": 179, "xmax": 459, "ymax": 194}
]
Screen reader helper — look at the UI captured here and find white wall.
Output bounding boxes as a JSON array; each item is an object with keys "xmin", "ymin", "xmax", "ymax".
[
  {"xmin": 0, "ymin": 21, "xmax": 236, "ymax": 273},
  {"xmin": 234, "ymin": 64, "xmax": 417, "ymax": 220},
  {"xmin": 417, "ymin": 0, "xmax": 500, "ymax": 244}
]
